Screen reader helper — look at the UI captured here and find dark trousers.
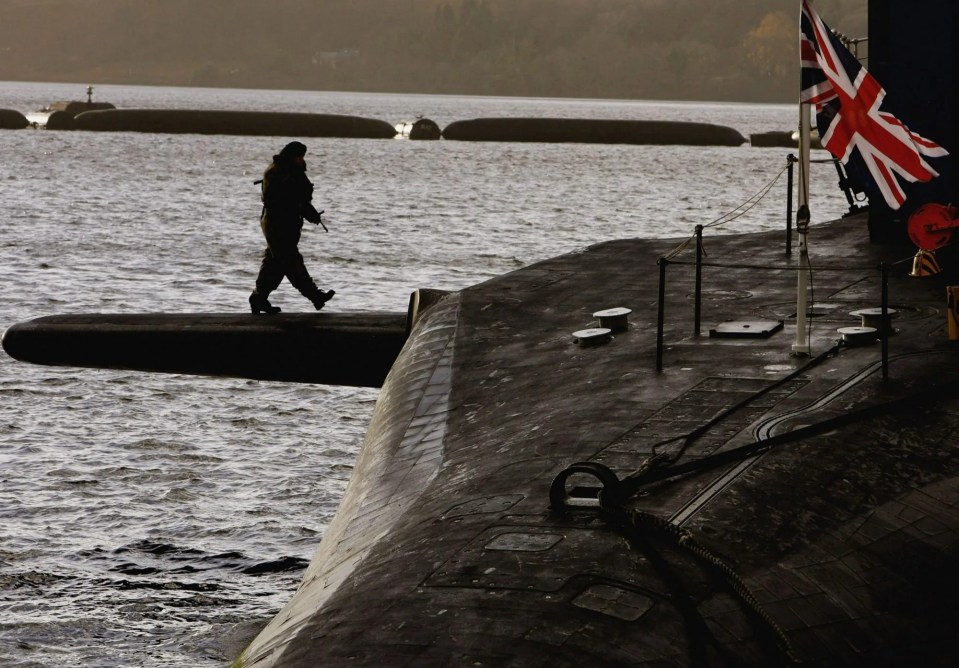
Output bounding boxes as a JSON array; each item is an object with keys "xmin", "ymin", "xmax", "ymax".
[{"xmin": 253, "ymin": 219, "xmax": 322, "ymax": 301}]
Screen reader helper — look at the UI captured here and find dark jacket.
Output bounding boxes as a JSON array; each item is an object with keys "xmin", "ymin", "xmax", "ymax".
[{"xmin": 260, "ymin": 155, "xmax": 323, "ymax": 232}]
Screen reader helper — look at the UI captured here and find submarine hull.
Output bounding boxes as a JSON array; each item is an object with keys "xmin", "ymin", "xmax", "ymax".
[{"xmin": 237, "ymin": 215, "xmax": 959, "ymax": 666}]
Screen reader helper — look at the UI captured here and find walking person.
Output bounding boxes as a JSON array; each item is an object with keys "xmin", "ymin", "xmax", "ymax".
[{"xmin": 249, "ymin": 141, "xmax": 335, "ymax": 314}]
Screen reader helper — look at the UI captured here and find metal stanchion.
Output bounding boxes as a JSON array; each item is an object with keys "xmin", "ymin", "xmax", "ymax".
[
  {"xmin": 657, "ymin": 258, "xmax": 668, "ymax": 372},
  {"xmin": 786, "ymin": 154, "xmax": 796, "ymax": 255},
  {"xmin": 694, "ymin": 225, "xmax": 703, "ymax": 337},
  {"xmin": 792, "ymin": 205, "xmax": 811, "ymax": 356}
]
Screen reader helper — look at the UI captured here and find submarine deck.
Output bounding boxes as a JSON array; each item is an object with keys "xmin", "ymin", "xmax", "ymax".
[{"xmin": 237, "ymin": 214, "xmax": 959, "ymax": 666}]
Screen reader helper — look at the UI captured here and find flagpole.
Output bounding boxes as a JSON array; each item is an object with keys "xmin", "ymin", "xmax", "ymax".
[{"xmin": 793, "ymin": 95, "xmax": 812, "ymax": 356}]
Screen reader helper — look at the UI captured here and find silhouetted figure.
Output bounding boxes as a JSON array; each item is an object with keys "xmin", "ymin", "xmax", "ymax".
[{"xmin": 249, "ymin": 141, "xmax": 335, "ymax": 314}]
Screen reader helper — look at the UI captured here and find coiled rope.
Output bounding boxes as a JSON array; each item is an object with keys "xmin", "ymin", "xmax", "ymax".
[{"xmin": 550, "ymin": 463, "xmax": 798, "ymax": 664}]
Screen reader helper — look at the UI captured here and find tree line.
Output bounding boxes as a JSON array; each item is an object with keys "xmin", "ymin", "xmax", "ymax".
[{"xmin": 0, "ymin": 0, "xmax": 867, "ymax": 102}]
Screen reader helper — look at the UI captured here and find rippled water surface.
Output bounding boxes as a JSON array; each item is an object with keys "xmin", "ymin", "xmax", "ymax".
[{"xmin": 0, "ymin": 82, "xmax": 853, "ymax": 666}]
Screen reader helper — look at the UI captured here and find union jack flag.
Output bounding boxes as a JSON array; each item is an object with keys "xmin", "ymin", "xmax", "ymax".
[{"xmin": 800, "ymin": 0, "xmax": 948, "ymax": 210}]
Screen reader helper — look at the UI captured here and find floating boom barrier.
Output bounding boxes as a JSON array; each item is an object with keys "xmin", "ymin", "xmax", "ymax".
[
  {"xmin": 0, "ymin": 109, "xmax": 29, "ymax": 129},
  {"xmin": 4, "ymin": 105, "xmax": 780, "ymax": 148},
  {"xmin": 441, "ymin": 117, "xmax": 747, "ymax": 146},
  {"xmin": 69, "ymin": 109, "xmax": 398, "ymax": 139}
]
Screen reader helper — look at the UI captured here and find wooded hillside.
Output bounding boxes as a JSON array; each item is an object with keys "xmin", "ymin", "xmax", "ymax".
[{"xmin": 0, "ymin": 0, "xmax": 868, "ymax": 102}]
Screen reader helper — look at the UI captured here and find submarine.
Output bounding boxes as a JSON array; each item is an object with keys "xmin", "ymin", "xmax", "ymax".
[{"xmin": 6, "ymin": 1, "xmax": 959, "ymax": 665}]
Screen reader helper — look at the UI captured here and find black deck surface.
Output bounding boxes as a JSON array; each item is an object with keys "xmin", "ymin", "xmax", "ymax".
[{"xmin": 234, "ymin": 215, "xmax": 959, "ymax": 666}]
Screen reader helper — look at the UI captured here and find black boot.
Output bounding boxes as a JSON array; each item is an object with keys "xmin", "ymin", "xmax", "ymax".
[
  {"xmin": 311, "ymin": 289, "xmax": 336, "ymax": 311},
  {"xmin": 249, "ymin": 293, "xmax": 281, "ymax": 314}
]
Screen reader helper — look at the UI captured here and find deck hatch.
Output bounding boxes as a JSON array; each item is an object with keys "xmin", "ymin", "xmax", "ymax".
[
  {"xmin": 571, "ymin": 583, "xmax": 654, "ymax": 621},
  {"xmin": 709, "ymin": 320, "xmax": 784, "ymax": 338},
  {"xmin": 485, "ymin": 532, "xmax": 563, "ymax": 552},
  {"xmin": 426, "ymin": 524, "xmax": 640, "ymax": 592}
]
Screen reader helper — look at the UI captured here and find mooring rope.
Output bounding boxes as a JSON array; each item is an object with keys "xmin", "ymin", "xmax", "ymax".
[
  {"xmin": 608, "ymin": 504, "xmax": 799, "ymax": 664},
  {"xmin": 550, "ymin": 464, "xmax": 799, "ymax": 664}
]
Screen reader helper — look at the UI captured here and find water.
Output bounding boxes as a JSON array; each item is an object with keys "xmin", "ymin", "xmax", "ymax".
[{"xmin": 0, "ymin": 82, "xmax": 852, "ymax": 666}]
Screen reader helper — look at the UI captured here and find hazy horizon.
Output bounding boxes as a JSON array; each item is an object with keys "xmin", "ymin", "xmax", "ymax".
[{"xmin": 0, "ymin": 0, "xmax": 868, "ymax": 104}]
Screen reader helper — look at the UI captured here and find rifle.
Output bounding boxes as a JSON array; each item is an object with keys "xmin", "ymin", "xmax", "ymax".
[{"xmin": 315, "ymin": 210, "xmax": 328, "ymax": 233}]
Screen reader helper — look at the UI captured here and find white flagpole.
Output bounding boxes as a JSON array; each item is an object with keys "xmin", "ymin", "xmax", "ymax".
[{"xmin": 793, "ymin": 79, "xmax": 812, "ymax": 354}]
